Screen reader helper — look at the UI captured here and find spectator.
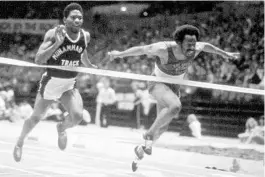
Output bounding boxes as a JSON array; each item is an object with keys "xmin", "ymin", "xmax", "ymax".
[
  {"xmin": 187, "ymin": 114, "xmax": 202, "ymax": 139},
  {"xmin": 238, "ymin": 117, "xmax": 257, "ymax": 142},
  {"xmin": 134, "ymin": 85, "xmax": 157, "ymax": 116},
  {"xmin": 82, "ymin": 109, "xmax": 91, "ymax": 124},
  {"xmin": 95, "ymin": 77, "xmax": 116, "ymax": 128},
  {"xmin": 238, "ymin": 117, "xmax": 264, "ymax": 144},
  {"xmin": 245, "ymin": 116, "xmax": 264, "ymax": 145}
]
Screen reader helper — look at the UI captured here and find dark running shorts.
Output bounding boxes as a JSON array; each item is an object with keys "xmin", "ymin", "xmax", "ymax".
[{"xmin": 147, "ymin": 73, "xmax": 181, "ymax": 98}]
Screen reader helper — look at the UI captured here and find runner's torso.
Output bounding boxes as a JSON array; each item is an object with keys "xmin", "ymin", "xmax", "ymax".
[
  {"xmin": 154, "ymin": 42, "xmax": 201, "ymax": 79},
  {"xmin": 46, "ymin": 29, "xmax": 87, "ymax": 78}
]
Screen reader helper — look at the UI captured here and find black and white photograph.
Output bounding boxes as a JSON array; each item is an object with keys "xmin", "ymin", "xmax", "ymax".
[{"xmin": 0, "ymin": 1, "xmax": 264, "ymax": 177}]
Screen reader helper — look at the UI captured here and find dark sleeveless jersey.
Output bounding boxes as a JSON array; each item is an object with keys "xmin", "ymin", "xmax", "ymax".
[
  {"xmin": 46, "ymin": 29, "xmax": 87, "ymax": 78},
  {"xmin": 155, "ymin": 47, "xmax": 194, "ymax": 76}
]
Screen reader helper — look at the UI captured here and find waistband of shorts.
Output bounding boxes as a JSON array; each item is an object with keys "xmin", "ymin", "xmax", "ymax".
[
  {"xmin": 43, "ymin": 72, "xmax": 76, "ymax": 80},
  {"xmin": 42, "ymin": 74, "xmax": 76, "ymax": 82},
  {"xmin": 50, "ymin": 76, "xmax": 76, "ymax": 81}
]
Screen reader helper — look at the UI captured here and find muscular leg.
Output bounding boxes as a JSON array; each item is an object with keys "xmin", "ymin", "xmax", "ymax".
[
  {"xmin": 17, "ymin": 93, "xmax": 54, "ymax": 146},
  {"xmin": 153, "ymin": 107, "xmax": 180, "ymax": 142},
  {"xmin": 146, "ymin": 105, "xmax": 167, "ymax": 142},
  {"xmin": 132, "ymin": 84, "xmax": 181, "ymax": 171},
  {"xmin": 58, "ymin": 88, "xmax": 83, "ymax": 132},
  {"xmin": 153, "ymin": 124, "xmax": 169, "ymax": 143},
  {"xmin": 14, "ymin": 93, "xmax": 54, "ymax": 162},
  {"xmin": 145, "ymin": 83, "xmax": 181, "ymax": 140}
]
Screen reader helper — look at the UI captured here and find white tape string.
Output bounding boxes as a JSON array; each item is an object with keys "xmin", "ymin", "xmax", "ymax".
[{"xmin": 0, "ymin": 57, "xmax": 264, "ymax": 96}]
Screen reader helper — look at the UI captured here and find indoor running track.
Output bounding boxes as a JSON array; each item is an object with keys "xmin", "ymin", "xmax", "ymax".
[{"xmin": 0, "ymin": 134, "xmax": 258, "ymax": 177}]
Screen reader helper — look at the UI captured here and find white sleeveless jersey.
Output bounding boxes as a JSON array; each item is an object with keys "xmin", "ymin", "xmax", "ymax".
[{"xmin": 153, "ymin": 41, "xmax": 204, "ymax": 79}]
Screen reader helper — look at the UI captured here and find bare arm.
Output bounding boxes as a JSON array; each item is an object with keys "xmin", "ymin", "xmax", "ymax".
[
  {"xmin": 197, "ymin": 42, "xmax": 240, "ymax": 60},
  {"xmin": 81, "ymin": 31, "xmax": 98, "ymax": 68},
  {"xmin": 111, "ymin": 46, "xmax": 147, "ymax": 58},
  {"xmin": 81, "ymin": 50, "xmax": 98, "ymax": 68},
  {"xmin": 108, "ymin": 42, "xmax": 166, "ymax": 60},
  {"xmin": 35, "ymin": 25, "xmax": 65, "ymax": 65}
]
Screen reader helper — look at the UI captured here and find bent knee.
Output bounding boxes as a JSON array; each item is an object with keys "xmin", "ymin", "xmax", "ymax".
[
  {"xmin": 169, "ymin": 103, "xmax": 182, "ymax": 115},
  {"xmin": 70, "ymin": 111, "xmax": 83, "ymax": 123}
]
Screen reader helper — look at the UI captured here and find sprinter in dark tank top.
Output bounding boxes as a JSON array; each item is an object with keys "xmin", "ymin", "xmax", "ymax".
[{"xmin": 13, "ymin": 3, "xmax": 97, "ymax": 162}]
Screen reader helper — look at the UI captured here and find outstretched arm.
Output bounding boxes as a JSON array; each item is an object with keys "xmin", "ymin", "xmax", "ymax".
[
  {"xmin": 197, "ymin": 42, "xmax": 240, "ymax": 60},
  {"xmin": 108, "ymin": 42, "xmax": 166, "ymax": 61},
  {"xmin": 109, "ymin": 46, "xmax": 147, "ymax": 59}
]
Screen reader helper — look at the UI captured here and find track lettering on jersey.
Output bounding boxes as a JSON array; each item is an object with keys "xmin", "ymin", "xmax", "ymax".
[
  {"xmin": 61, "ymin": 60, "xmax": 80, "ymax": 66},
  {"xmin": 52, "ymin": 44, "xmax": 84, "ymax": 60},
  {"xmin": 46, "ymin": 29, "xmax": 87, "ymax": 78}
]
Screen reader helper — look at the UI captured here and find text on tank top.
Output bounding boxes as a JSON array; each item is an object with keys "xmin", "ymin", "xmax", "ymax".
[
  {"xmin": 46, "ymin": 29, "xmax": 87, "ymax": 78},
  {"xmin": 155, "ymin": 47, "xmax": 193, "ymax": 76}
]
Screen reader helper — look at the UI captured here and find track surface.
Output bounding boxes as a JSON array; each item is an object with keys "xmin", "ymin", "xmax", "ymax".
[{"xmin": 0, "ymin": 121, "xmax": 263, "ymax": 177}]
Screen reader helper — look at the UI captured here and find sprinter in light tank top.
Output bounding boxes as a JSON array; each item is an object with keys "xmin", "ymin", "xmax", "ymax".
[
  {"xmin": 108, "ymin": 25, "xmax": 240, "ymax": 172},
  {"xmin": 13, "ymin": 3, "xmax": 97, "ymax": 162}
]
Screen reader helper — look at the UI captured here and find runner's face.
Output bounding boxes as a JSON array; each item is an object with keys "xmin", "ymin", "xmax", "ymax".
[
  {"xmin": 181, "ymin": 35, "xmax": 197, "ymax": 58},
  {"xmin": 64, "ymin": 10, "xmax": 83, "ymax": 33}
]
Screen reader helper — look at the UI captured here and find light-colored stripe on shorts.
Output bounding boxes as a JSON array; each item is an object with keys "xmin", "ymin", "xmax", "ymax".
[{"xmin": 39, "ymin": 73, "xmax": 76, "ymax": 101}]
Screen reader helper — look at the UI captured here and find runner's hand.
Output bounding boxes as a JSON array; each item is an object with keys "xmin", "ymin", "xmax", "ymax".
[
  {"xmin": 224, "ymin": 52, "xmax": 240, "ymax": 61},
  {"xmin": 55, "ymin": 25, "xmax": 66, "ymax": 46},
  {"xmin": 107, "ymin": 51, "xmax": 121, "ymax": 61}
]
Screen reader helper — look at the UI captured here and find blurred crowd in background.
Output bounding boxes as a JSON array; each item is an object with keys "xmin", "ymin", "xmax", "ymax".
[{"xmin": 0, "ymin": 2, "xmax": 264, "ymax": 141}]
